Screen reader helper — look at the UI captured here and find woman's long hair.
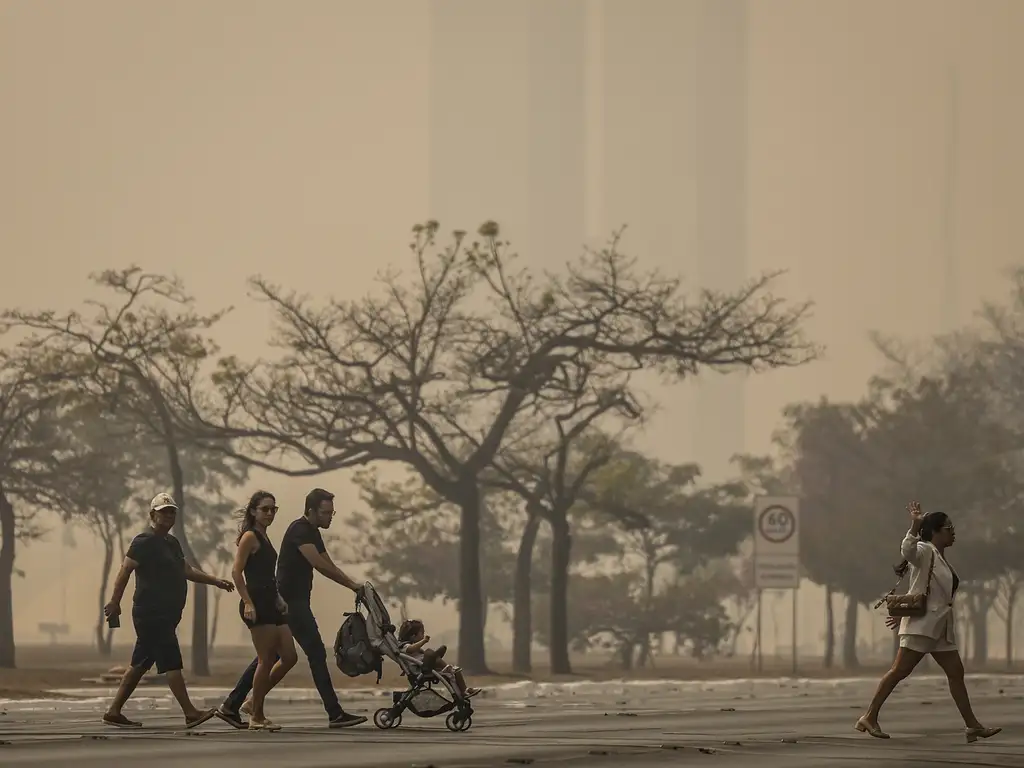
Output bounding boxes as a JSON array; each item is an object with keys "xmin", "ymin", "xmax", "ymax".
[
  {"xmin": 893, "ymin": 510, "xmax": 949, "ymax": 578},
  {"xmin": 236, "ymin": 490, "xmax": 276, "ymax": 544}
]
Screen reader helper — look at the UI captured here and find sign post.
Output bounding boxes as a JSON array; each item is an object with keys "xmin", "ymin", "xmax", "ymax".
[{"xmin": 752, "ymin": 496, "xmax": 800, "ymax": 674}]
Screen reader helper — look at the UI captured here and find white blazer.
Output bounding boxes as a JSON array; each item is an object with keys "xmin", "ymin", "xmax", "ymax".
[{"xmin": 897, "ymin": 529, "xmax": 959, "ymax": 639}]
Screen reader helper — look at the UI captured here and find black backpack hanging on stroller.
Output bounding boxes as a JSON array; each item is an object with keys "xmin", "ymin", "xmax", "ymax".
[
  {"xmin": 335, "ymin": 609, "xmax": 384, "ymax": 683},
  {"xmin": 333, "ymin": 582, "xmax": 475, "ymax": 732}
]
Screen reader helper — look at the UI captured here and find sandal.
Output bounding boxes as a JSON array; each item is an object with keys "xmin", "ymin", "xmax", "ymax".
[
  {"xmin": 185, "ymin": 708, "xmax": 217, "ymax": 729},
  {"xmin": 248, "ymin": 718, "xmax": 282, "ymax": 731}
]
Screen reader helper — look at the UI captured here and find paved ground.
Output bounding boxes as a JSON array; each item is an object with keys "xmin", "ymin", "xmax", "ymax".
[{"xmin": 1, "ymin": 675, "xmax": 1022, "ymax": 767}]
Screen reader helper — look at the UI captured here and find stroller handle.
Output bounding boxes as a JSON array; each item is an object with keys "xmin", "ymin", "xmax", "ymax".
[{"xmin": 354, "ymin": 580, "xmax": 374, "ymax": 608}]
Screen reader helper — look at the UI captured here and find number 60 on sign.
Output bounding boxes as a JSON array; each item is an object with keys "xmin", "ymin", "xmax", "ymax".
[{"xmin": 753, "ymin": 496, "xmax": 800, "ymax": 557}]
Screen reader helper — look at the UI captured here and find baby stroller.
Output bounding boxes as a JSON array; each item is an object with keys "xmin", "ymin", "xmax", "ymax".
[{"xmin": 334, "ymin": 582, "xmax": 475, "ymax": 733}]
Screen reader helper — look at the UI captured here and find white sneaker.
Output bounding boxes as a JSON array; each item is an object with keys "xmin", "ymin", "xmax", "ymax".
[{"xmin": 240, "ymin": 698, "xmax": 254, "ymax": 716}]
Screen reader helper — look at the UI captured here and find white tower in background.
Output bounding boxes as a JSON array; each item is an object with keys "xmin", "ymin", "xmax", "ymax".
[{"xmin": 692, "ymin": 0, "xmax": 749, "ymax": 480}]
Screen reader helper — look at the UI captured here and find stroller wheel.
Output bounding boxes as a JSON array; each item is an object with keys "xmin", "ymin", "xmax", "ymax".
[
  {"xmin": 373, "ymin": 708, "xmax": 395, "ymax": 730},
  {"xmin": 445, "ymin": 712, "xmax": 472, "ymax": 732}
]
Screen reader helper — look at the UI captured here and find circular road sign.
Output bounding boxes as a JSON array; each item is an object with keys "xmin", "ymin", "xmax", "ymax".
[{"xmin": 758, "ymin": 505, "xmax": 796, "ymax": 544}]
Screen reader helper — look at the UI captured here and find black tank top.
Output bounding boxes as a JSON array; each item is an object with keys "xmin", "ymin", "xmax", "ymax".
[{"xmin": 243, "ymin": 529, "xmax": 279, "ymax": 601}]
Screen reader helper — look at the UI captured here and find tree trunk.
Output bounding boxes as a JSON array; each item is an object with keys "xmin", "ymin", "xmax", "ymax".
[
  {"xmin": 841, "ymin": 594, "xmax": 859, "ymax": 669},
  {"xmin": 971, "ymin": 607, "xmax": 989, "ymax": 666},
  {"xmin": 512, "ymin": 512, "xmax": 541, "ymax": 675},
  {"xmin": 165, "ymin": 438, "xmax": 209, "ymax": 675},
  {"xmin": 456, "ymin": 482, "xmax": 488, "ymax": 674},
  {"xmin": 1006, "ymin": 588, "xmax": 1017, "ymax": 671},
  {"xmin": 95, "ymin": 538, "xmax": 115, "ymax": 657},
  {"xmin": 823, "ymin": 584, "xmax": 835, "ymax": 668},
  {"xmin": 0, "ymin": 485, "xmax": 16, "ymax": 668},
  {"xmin": 637, "ymin": 639, "xmax": 651, "ymax": 668},
  {"xmin": 209, "ymin": 585, "xmax": 222, "ymax": 655},
  {"xmin": 549, "ymin": 512, "xmax": 573, "ymax": 675},
  {"xmin": 618, "ymin": 639, "xmax": 633, "ymax": 670},
  {"xmin": 635, "ymin": 555, "xmax": 656, "ymax": 669},
  {"xmin": 956, "ymin": 603, "xmax": 969, "ymax": 658}
]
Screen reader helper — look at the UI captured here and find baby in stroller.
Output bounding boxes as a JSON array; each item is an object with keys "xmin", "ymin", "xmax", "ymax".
[
  {"xmin": 345, "ymin": 582, "xmax": 477, "ymax": 732},
  {"xmin": 397, "ymin": 620, "xmax": 481, "ymax": 699}
]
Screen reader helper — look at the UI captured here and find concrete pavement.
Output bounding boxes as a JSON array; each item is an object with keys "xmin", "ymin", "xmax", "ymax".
[{"xmin": 1, "ymin": 675, "xmax": 1021, "ymax": 767}]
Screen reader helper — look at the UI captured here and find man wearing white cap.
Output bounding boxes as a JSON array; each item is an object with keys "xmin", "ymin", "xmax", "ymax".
[{"xmin": 101, "ymin": 492, "xmax": 236, "ymax": 729}]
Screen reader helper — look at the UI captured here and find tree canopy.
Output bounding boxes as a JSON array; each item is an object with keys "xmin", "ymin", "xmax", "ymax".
[
  {"xmin": 2, "ymin": 267, "xmax": 241, "ymax": 673},
  {"xmin": 187, "ymin": 222, "xmax": 815, "ymax": 672}
]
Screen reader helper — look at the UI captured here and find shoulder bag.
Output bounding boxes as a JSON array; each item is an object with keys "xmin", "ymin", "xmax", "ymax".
[{"xmin": 874, "ymin": 550, "xmax": 934, "ymax": 619}]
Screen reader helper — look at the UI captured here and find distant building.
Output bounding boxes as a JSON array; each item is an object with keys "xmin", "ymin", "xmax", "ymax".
[
  {"xmin": 430, "ymin": 1, "xmax": 747, "ymax": 479},
  {"xmin": 428, "ymin": 0, "xmax": 586, "ymax": 268},
  {"xmin": 600, "ymin": 0, "xmax": 748, "ymax": 479}
]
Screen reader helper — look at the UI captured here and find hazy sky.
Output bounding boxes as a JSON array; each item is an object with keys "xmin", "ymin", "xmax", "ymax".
[{"xmin": 2, "ymin": 0, "xmax": 1022, "ymax": 649}]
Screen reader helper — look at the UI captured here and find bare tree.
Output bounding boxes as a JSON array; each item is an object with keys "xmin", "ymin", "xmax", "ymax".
[
  {"xmin": 2, "ymin": 268, "xmax": 230, "ymax": 674},
  {"xmin": 186, "ymin": 222, "xmax": 816, "ymax": 673}
]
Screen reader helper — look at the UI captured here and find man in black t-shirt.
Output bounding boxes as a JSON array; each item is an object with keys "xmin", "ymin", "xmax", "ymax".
[
  {"xmin": 218, "ymin": 488, "xmax": 367, "ymax": 729},
  {"xmin": 102, "ymin": 493, "xmax": 235, "ymax": 729}
]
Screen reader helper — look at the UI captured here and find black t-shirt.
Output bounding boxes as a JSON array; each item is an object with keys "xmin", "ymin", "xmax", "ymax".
[
  {"xmin": 276, "ymin": 517, "xmax": 327, "ymax": 601},
  {"xmin": 127, "ymin": 530, "xmax": 187, "ymax": 622}
]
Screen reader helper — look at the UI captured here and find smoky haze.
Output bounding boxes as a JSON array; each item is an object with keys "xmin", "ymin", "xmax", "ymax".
[{"xmin": 1, "ymin": 0, "xmax": 1021, "ymax": 660}]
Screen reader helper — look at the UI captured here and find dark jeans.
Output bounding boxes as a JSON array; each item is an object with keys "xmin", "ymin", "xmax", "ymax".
[{"xmin": 224, "ymin": 598, "xmax": 342, "ymax": 720}]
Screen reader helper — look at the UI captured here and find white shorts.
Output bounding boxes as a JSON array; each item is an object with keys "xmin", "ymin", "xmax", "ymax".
[{"xmin": 899, "ymin": 634, "xmax": 957, "ymax": 654}]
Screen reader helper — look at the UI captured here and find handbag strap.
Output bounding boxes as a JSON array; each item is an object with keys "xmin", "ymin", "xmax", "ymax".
[
  {"xmin": 873, "ymin": 548, "xmax": 936, "ymax": 609},
  {"xmin": 922, "ymin": 549, "xmax": 935, "ymax": 598}
]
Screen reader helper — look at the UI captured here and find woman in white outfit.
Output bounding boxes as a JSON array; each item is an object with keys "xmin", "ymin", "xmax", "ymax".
[{"xmin": 855, "ymin": 501, "xmax": 1000, "ymax": 743}]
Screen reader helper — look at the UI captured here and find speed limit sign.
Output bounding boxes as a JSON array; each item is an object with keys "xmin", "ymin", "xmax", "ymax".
[{"xmin": 753, "ymin": 496, "xmax": 800, "ymax": 556}]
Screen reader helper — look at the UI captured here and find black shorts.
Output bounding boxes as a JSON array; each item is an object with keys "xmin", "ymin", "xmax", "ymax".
[
  {"xmin": 239, "ymin": 597, "xmax": 287, "ymax": 628},
  {"xmin": 130, "ymin": 615, "xmax": 183, "ymax": 674}
]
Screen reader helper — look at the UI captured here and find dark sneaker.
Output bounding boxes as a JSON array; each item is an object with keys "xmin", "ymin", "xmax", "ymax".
[
  {"xmin": 215, "ymin": 706, "xmax": 248, "ymax": 730},
  {"xmin": 103, "ymin": 712, "xmax": 143, "ymax": 728},
  {"xmin": 329, "ymin": 712, "xmax": 367, "ymax": 728}
]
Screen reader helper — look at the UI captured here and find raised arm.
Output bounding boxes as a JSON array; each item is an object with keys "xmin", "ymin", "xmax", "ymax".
[
  {"xmin": 298, "ymin": 544, "xmax": 361, "ymax": 592},
  {"xmin": 900, "ymin": 501, "xmax": 928, "ymax": 565},
  {"xmin": 404, "ymin": 636, "xmax": 429, "ymax": 652}
]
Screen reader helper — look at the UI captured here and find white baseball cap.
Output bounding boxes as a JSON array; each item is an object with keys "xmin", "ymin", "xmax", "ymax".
[{"xmin": 150, "ymin": 493, "xmax": 178, "ymax": 511}]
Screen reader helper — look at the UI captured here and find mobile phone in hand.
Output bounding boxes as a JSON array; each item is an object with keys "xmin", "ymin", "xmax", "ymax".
[{"xmin": 107, "ymin": 613, "xmax": 120, "ymax": 629}]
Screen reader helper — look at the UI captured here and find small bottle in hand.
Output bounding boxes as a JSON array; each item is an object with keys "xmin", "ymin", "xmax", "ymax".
[{"xmin": 104, "ymin": 602, "xmax": 121, "ymax": 629}]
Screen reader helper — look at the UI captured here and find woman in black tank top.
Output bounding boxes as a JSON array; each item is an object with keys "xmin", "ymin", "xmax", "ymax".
[
  {"xmin": 231, "ymin": 491, "xmax": 298, "ymax": 731},
  {"xmin": 239, "ymin": 528, "xmax": 281, "ymax": 628}
]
